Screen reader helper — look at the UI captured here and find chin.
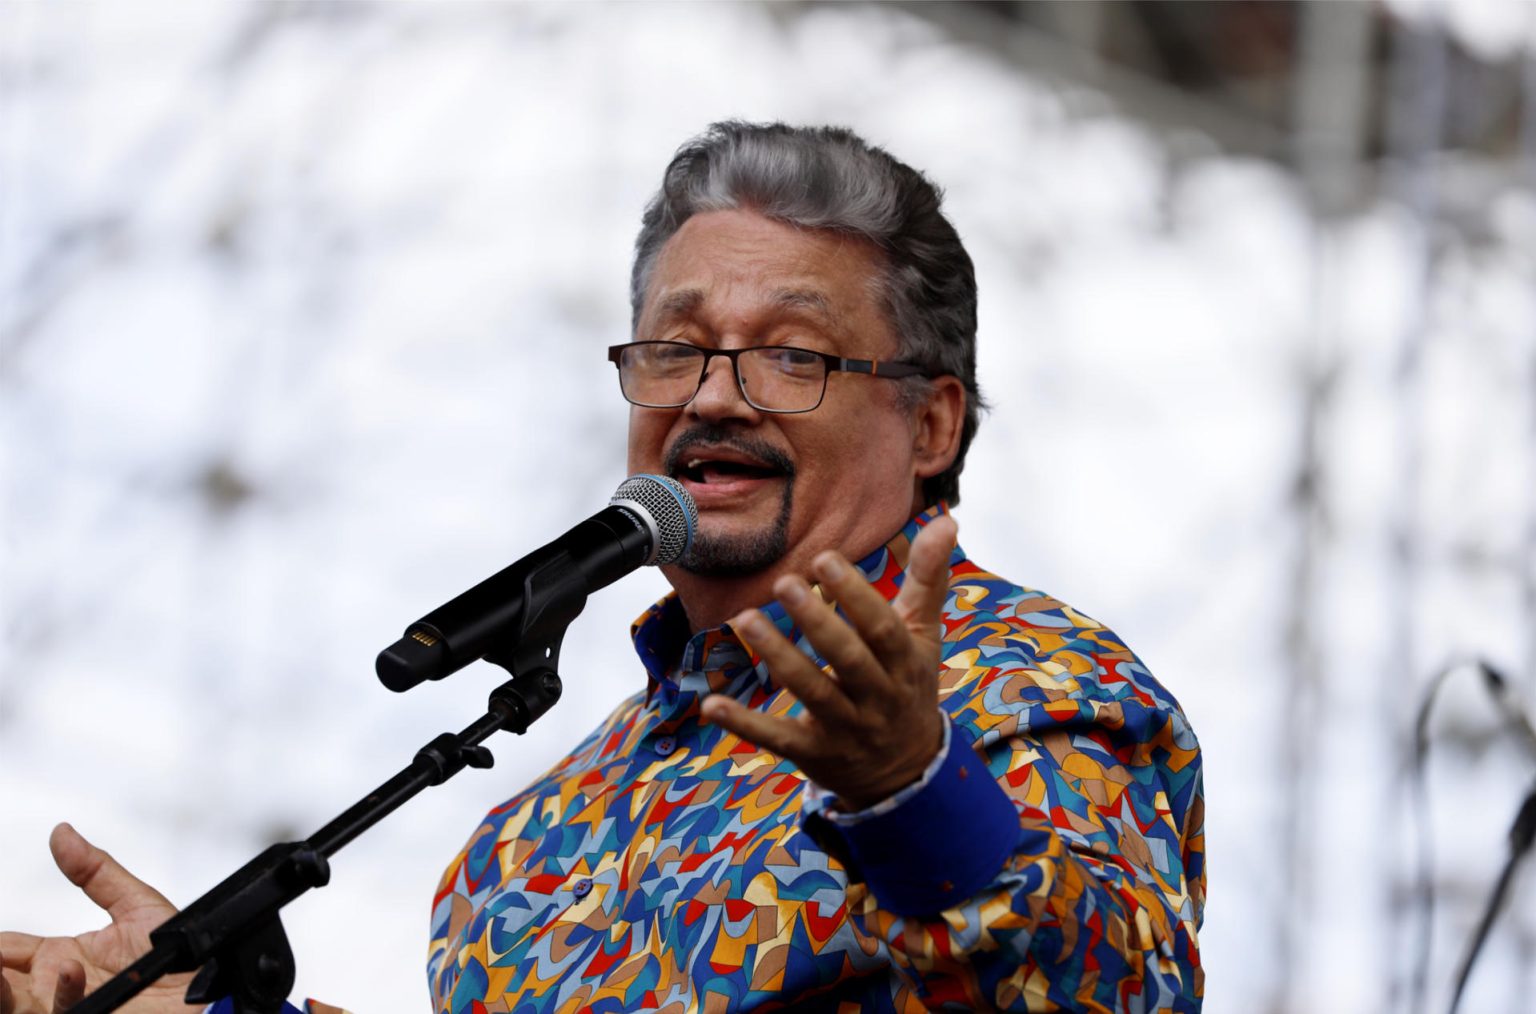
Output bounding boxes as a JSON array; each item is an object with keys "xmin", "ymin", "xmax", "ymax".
[{"xmin": 679, "ymin": 515, "xmax": 791, "ymax": 578}]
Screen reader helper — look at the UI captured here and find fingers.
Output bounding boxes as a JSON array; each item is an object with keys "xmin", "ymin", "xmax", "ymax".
[
  {"xmin": 0, "ymin": 966, "xmax": 17, "ymax": 1014},
  {"xmin": 775, "ymin": 574, "xmax": 893, "ymax": 701},
  {"xmin": 49, "ymin": 824, "xmax": 172, "ymax": 922},
  {"xmin": 0, "ymin": 958, "xmax": 83, "ymax": 1014},
  {"xmin": 793, "ymin": 515, "xmax": 958, "ymax": 687},
  {"xmin": 49, "ymin": 961, "xmax": 83, "ymax": 1014},
  {"xmin": 805, "ymin": 556, "xmax": 911, "ymax": 677},
  {"xmin": 0, "ymin": 936, "xmax": 41, "ymax": 972},
  {"xmin": 699, "ymin": 694, "xmax": 813, "ymax": 760},
  {"xmin": 730, "ymin": 608, "xmax": 859, "ymax": 722},
  {"xmin": 891, "ymin": 513, "xmax": 958, "ymax": 631}
]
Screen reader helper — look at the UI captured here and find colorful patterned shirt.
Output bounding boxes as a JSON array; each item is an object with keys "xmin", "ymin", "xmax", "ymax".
[{"xmin": 427, "ymin": 506, "xmax": 1205, "ymax": 1012}]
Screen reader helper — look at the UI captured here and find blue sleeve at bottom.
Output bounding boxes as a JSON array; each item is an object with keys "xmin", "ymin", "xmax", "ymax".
[{"xmin": 812, "ymin": 718, "xmax": 1019, "ymax": 917}]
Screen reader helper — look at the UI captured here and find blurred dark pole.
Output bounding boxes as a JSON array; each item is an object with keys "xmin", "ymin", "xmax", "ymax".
[
  {"xmin": 1285, "ymin": 4, "xmax": 1371, "ymax": 1014},
  {"xmin": 1520, "ymin": 11, "xmax": 1536, "ymax": 1003},
  {"xmin": 1380, "ymin": 5, "xmax": 1447, "ymax": 1013}
]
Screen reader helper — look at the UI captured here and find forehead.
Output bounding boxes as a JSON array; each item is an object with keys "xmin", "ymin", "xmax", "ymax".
[{"xmin": 639, "ymin": 209, "xmax": 889, "ymax": 340}]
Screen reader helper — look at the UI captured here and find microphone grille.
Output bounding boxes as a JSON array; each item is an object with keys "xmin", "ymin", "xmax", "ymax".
[{"xmin": 611, "ymin": 474, "xmax": 697, "ymax": 566}]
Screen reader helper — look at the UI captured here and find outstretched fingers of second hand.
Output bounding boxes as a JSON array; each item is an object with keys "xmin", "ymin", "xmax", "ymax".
[
  {"xmin": 0, "ymin": 936, "xmax": 41, "ymax": 973},
  {"xmin": 1, "ymin": 966, "xmax": 20, "ymax": 1014},
  {"xmin": 49, "ymin": 824, "xmax": 170, "ymax": 922}
]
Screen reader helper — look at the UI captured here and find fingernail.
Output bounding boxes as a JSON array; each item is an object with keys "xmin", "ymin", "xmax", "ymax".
[
  {"xmin": 733, "ymin": 610, "xmax": 764, "ymax": 634},
  {"xmin": 776, "ymin": 579, "xmax": 807, "ymax": 607},
  {"xmin": 815, "ymin": 555, "xmax": 847, "ymax": 582}
]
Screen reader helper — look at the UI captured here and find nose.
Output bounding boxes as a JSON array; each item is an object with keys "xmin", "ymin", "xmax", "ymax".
[{"xmin": 686, "ymin": 354, "xmax": 760, "ymax": 423}]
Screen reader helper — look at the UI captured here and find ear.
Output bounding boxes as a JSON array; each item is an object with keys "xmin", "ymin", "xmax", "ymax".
[{"xmin": 910, "ymin": 376, "xmax": 966, "ymax": 484}]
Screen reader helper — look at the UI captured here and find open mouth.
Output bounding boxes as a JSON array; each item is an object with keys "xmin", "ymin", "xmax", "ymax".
[
  {"xmin": 675, "ymin": 457, "xmax": 785, "ymax": 485},
  {"xmin": 663, "ymin": 436, "xmax": 796, "ymax": 495}
]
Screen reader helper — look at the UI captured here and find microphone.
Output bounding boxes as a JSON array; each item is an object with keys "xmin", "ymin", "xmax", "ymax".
[{"xmin": 376, "ymin": 474, "xmax": 697, "ymax": 692}]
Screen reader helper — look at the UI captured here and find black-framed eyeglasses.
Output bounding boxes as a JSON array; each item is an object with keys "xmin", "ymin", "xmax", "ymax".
[{"xmin": 607, "ymin": 341, "xmax": 933, "ymax": 414}]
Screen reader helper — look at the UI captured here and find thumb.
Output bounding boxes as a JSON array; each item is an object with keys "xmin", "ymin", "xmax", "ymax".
[
  {"xmin": 893, "ymin": 513, "xmax": 957, "ymax": 635},
  {"xmin": 49, "ymin": 823, "xmax": 174, "ymax": 923}
]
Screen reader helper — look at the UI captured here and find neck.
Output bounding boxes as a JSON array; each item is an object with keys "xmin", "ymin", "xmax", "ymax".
[
  {"xmin": 664, "ymin": 492, "xmax": 932, "ymax": 633},
  {"xmin": 664, "ymin": 567, "xmax": 793, "ymax": 633}
]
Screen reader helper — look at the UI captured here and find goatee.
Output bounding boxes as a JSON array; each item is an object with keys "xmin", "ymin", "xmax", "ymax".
[
  {"xmin": 663, "ymin": 424, "xmax": 796, "ymax": 577},
  {"xmin": 681, "ymin": 479, "xmax": 794, "ymax": 576}
]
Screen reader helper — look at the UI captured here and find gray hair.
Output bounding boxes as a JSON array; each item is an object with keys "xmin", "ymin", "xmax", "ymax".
[{"xmin": 630, "ymin": 121, "xmax": 983, "ymax": 508}]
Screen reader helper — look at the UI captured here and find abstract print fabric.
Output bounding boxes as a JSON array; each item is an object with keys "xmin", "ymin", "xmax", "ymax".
[{"xmin": 427, "ymin": 506, "xmax": 1205, "ymax": 1013}]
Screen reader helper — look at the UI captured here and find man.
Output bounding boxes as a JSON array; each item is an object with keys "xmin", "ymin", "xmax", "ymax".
[
  {"xmin": 2, "ymin": 123, "xmax": 1204, "ymax": 1013},
  {"xmin": 432, "ymin": 123, "xmax": 1203, "ymax": 1012}
]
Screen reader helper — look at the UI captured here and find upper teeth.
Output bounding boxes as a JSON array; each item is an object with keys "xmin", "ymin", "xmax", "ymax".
[{"xmin": 688, "ymin": 459, "xmax": 704, "ymax": 469}]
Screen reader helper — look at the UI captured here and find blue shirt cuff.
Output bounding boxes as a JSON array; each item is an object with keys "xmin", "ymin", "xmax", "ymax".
[{"xmin": 803, "ymin": 716, "xmax": 1019, "ymax": 916}]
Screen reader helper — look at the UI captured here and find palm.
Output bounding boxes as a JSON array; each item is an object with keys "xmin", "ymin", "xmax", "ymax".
[{"xmin": 1, "ymin": 825, "xmax": 198, "ymax": 1014}]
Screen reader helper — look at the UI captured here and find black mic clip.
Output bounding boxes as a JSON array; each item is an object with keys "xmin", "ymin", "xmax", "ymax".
[
  {"xmin": 473, "ymin": 544, "xmax": 589, "ymax": 735},
  {"xmin": 483, "ymin": 543, "xmax": 587, "ymax": 680},
  {"xmin": 375, "ymin": 535, "xmax": 588, "ymax": 707}
]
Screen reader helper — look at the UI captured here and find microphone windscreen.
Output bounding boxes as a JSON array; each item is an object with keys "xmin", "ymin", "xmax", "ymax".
[{"xmin": 610, "ymin": 474, "xmax": 697, "ymax": 566}]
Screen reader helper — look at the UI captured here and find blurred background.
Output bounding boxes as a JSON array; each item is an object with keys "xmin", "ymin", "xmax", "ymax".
[{"xmin": 3, "ymin": 2, "xmax": 1536, "ymax": 1011}]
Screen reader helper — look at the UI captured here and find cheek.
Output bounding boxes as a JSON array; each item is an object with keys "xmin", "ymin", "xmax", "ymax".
[
  {"xmin": 795, "ymin": 415, "xmax": 913, "ymax": 498},
  {"xmin": 626, "ymin": 411, "xmax": 670, "ymax": 471}
]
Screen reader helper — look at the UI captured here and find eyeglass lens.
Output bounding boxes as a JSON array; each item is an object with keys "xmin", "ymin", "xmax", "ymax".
[{"xmin": 618, "ymin": 345, "xmax": 827, "ymax": 412}]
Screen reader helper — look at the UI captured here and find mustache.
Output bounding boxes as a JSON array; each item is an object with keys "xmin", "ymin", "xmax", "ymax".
[{"xmin": 663, "ymin": 424, "xmax": 797, "ymax": 478}]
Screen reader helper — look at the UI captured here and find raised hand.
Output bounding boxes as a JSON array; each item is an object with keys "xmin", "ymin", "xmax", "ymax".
[
  {"xmin": 702, "ymin": 514, "xmax": 957, "ymax": 811},
  {"xmin": 1, "ymin": 824, "xmax": 198, "ymax": 1014}
]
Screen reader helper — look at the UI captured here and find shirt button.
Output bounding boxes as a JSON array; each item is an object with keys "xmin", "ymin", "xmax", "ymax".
[
  {"xmin": 654, "ymin": 735, "xmax": 677, "ymax": 756},
  {"xmin": 572, "ymin": 878, "xmax": 593, "ymax": 899}
]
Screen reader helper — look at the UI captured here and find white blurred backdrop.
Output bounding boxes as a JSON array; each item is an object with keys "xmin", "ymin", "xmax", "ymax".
[{"xmin": 3, "ymin": 3, "xmax": 1535, "ymax": 1012}]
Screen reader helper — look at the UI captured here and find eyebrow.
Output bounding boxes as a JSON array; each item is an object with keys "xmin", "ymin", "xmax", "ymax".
[
  {"xmin": 650, "ymin": 289, "xmax": 704, "ymax": 327},
  {"xmin": 769, "ymin": 288, "xmax": 841, "ymax": 328},
  {"xmin": 647, "ymin": 287, "xmax": 844, "ymax": 332}
]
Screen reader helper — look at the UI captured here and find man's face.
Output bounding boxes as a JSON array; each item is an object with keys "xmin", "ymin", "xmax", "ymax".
[{"xmin": 626, "ymin": 209, "xmax": 927, "ymax": 588}]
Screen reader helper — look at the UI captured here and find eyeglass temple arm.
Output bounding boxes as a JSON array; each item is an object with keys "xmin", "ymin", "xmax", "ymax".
[{"xmin": 836, "ymin": 357, "xmax": 929, "ymax": 378}]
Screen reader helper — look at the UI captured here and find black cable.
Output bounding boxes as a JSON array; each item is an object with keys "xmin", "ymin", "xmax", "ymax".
[
  {"xmin": 1477, "ymin": 662, "xmax": 1536, "ymax": 762},
  {"xmin": 1408, "ymin": 659, "xmax": 1467, "ymax": 1014},
  {"xmin": 1446, "ymin": 781, "xmax": 1536, "ymax": 1014},
  {"xmin": 1409, "ymin": 658, "xmax": 1536, "ymax": 1014}
]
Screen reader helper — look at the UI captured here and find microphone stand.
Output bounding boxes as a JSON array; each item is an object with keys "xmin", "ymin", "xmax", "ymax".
[{"xmin": 69, "ymin": 554, "xmax": 597, "ymax": 1014}]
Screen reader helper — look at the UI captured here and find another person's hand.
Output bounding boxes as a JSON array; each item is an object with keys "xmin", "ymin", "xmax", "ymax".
[
  {"xmin": 1, "ymin": 823, "xmax": 198, "ymax": 1014},
  {"xmin": 703, "ymin": 514, "xmax": 957, "ymax": 810}
]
